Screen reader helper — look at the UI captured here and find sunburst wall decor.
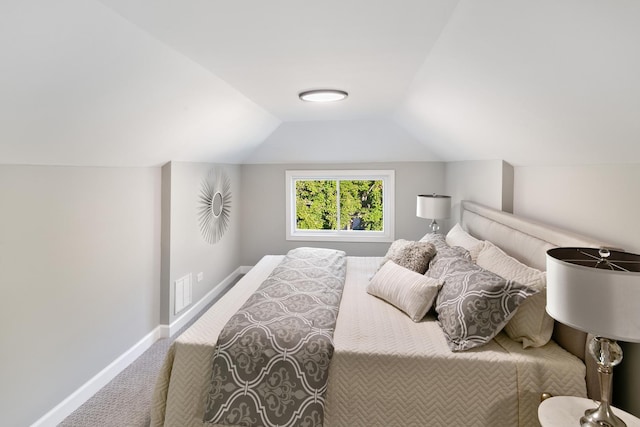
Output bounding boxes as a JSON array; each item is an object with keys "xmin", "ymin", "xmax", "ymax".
[{"xmin": 198, "ymin": 167, "xmax": 232, "ymax": 244}]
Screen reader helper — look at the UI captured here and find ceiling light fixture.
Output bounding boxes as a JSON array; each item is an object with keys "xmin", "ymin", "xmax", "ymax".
[{"xmin": 299, "ymin": 89, "xmax": 348, "ymax": 103}]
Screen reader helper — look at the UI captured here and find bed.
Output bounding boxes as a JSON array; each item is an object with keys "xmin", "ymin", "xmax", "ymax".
[{"xmin": 151, "ymin": 200, "xmax": 609, "ymax": 427}]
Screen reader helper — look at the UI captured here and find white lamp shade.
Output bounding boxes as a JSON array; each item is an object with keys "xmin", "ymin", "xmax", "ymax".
[
  {"xmin": 546, "ymin": 247, "xmax": 640, "ymax": 343},
  {"xmin": 416, "ymin": 194, "xmax": 451, "ymax": 220}
]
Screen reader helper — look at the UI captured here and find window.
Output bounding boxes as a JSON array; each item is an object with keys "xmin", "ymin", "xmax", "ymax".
[{"xmin": 286, "ymin": 170, "xmax": 395, "ymax": 242}]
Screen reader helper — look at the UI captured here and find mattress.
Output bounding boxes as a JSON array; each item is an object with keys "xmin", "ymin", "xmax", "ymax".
[{"xmin": 151, "ymin": 256, "xmax": 587, "ymax": 427}]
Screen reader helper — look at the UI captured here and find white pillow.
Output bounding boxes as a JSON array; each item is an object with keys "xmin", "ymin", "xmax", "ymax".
[
  {"xmin": 476, "ymin": 241, "xmax": 553, "ymax": 348},
  {"xmin": 445, "ymin": 224, "xmax": 484, "ymax": 261},
  {"xmin": 367, "ymin": 261, "xmax": 442, "ymax": 322}
]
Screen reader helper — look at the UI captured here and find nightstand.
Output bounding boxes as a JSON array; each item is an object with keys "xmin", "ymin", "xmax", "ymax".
[{"xmin": 538, "ymin": 396, "xmax": 640, "ymax": 427}]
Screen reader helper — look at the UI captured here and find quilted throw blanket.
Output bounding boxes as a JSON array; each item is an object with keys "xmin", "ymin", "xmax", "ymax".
[{"xmin": 203, "ymin": 247, "xmax": 347, "ymax": 427}]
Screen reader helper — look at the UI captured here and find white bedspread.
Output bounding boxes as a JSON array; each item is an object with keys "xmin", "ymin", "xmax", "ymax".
[{"xmin": 151, "ymin": 256, "xmax": 586, "ymax": 427}]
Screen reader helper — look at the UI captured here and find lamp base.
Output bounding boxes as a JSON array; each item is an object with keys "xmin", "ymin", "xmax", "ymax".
[
  {"xmin": 429, "ymin": 219, "xmax": 440, "ymax": 233},
  {"xmin": 581, "ymin": 337, "xmax": 626, "ymax": 427},
  {"xmin": 581, "ymin": 403, "xmax": 627, "ymax": 427}
]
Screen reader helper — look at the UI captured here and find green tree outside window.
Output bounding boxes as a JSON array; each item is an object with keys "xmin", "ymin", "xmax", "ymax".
[{"xmin": 295, "ymin": 179, "xmax": 383, "ymax": 231}]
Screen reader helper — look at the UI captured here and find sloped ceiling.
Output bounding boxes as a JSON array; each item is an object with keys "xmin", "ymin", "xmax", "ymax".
[
  {"xmin": 1, "ymin": 0, "xmax": 639, "ymax": 167},
  {"xmin": 0, "ymin": 0, "xmax": 279, "ymax": 167},
  {"xmin": 396, "ymin": 1, "xmax": 640, "ymax": 166}
]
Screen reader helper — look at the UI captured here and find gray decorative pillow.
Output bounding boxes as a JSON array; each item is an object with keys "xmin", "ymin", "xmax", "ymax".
[
  {"xmin": 367, "ymin": 261, "xmax": 442, "ymax": 322},
  {"xmin": 419, "ymin": 232, "xmax": 448, "ymax": 249},
  {"xmin": 432, "ymin": 255, "xmax": 538, "ymax": 351},
  {"xmin": 380, "ymin": 239, "xmax": 437, "ymax": 274},
  {"xmin": 421, "ymin": 233, "xmax": 472, "ymax": 275},
  {"xmin": 476, "ymin": 241, "xmax": 552, "ymax": 348},
  {"xmin": 420, "ymin": 232, "xmax": 470, "ymax": 259}
]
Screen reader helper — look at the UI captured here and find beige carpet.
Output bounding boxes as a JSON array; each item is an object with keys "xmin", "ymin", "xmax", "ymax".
[{"xmin": 59, "ymin": 279, "xmax": 239, "ymax": 427}]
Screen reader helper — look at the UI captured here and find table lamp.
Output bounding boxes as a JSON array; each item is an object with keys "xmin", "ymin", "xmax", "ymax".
[
  {"xmin": 546, "ymin": 247, "xmax": 640, "ymax": 427},
  {"xmin": 416, "ymin": 194, "xmax": 451, "ymax": 233}
]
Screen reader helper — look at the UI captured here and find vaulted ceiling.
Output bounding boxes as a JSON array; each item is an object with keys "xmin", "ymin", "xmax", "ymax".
[{"xmin": 2, "ymin": 1, "xmax": 639, "ymax": 167}]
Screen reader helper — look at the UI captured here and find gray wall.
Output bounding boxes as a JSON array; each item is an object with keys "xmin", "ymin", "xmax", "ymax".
[
  {"xmin": 0, "ymin": 165, "xmax": 161, "ymax": 427},
  {"xmin": 514, "ymin": 164, "xmax": 640, "ymax": 253},
  {"xmin": 243, "ymin": 119, "xmax": 441, "ymax": 163},
  {"xmin": 514, "ymin": 163, "xmax": 640, "ymax": 416},
  {"xmin": 445, "ymin": 159, "xmax": 514, "ymax": 225},
  {"xmin": 6, "ymin": 159, "xmax": 637, "ymax": 424},
  {"xmin": 160, "ymin": 163, "xmax": 172, "ymax": 324},
  {"xmin": 164, "ymin": 162, "xmax": 243, "ymax": 323},
  {"xmin": 239, "ymin": 162, "xmax": 446, "ymax": 265}
]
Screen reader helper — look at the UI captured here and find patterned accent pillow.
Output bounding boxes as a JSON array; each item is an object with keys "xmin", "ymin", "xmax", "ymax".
[
  {"xmin": 367, "ymin": 261, "xmax": 442, "ymax": 322},
  {"xmin": 476, "ymin": 241, "xmax": 553, "ymax": 348},
  {"xmin": 432, "ymin": 255, "xmax": 539, "ymax": 351},
  {"xmin": 421, "ymin": 232, "xmax": 472, "ymax": 272},
  {"xmin": 380, "ymin": 239, "xmax": 437, "ymax": 274},
  {"xmin": 419, "ymin": 232, "xmax": 448, "ymax": 249}
]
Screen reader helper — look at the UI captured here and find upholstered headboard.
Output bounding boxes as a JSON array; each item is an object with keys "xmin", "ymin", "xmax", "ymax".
[{"xmin": 460, "ymin": 200, "xmax": 611, "ymax": 400}]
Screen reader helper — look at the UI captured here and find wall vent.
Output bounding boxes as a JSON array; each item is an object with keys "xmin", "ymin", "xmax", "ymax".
[{"xmin": 174, "ymin": 273, "xmax": 192, "ymax": 314}]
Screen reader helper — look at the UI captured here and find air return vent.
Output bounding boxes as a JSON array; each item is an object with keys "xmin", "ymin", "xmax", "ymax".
[{"xmin": 174, "ymin": 273, "xmax": 192, "ymax": 314}]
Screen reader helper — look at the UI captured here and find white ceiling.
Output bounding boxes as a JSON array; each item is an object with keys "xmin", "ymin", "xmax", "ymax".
[
  {"xmin": 396, "ymin": 0, "xmax": 640, "ymax": 166},
  {"xmin": 1, "ymin": 0, "xmax": 639, "ymax": 167},
  {"xmin": 97, "ymin": 0, "xmax": 457, "ymax": 122}
]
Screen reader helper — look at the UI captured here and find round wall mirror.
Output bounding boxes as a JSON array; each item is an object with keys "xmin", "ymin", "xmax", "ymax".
[
  {"xmin": 211, "ymin": 192, "xmax": 223, "ymax": 218},
  {"xmin": 198, "ymin": 167, "xmax": 232, "ymax": 244}
]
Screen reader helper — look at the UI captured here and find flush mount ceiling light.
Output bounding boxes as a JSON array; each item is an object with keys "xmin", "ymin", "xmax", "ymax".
[{"xmin": 298, "ymin": 89, "xmax": 348, "ymax": 103}]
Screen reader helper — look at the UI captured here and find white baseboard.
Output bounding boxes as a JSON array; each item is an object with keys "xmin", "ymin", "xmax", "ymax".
[
  {"xmin": 165, "ymin": 266, "xmax": 250, "ymax": 337},
  {"xmin": 31, "ymin": 326, "xmax": 163, "ymax": 427},
  {"xmin": 31, "ymin": 266, "xmax": 251, "ymax": 427}
]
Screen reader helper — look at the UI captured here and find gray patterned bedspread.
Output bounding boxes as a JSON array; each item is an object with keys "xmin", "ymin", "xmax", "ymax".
[{"xmin": 203, "ymin": 247, "xmax": 347, "ymax": 427}]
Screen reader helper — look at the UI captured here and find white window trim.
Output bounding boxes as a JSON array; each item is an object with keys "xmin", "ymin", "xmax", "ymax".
[{"xmin": 285, "ymin": 170, "xmax": 395, "ymax": 243}]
